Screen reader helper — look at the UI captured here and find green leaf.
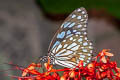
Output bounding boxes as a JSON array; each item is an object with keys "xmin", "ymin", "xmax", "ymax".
[{"xmin": 36, "ymin": 0, "xmax": 120, "ymax": 19}]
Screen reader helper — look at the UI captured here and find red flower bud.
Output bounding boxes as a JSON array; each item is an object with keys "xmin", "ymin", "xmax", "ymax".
[
  {"xmin": 60, "ymin": 76, "xmax": 66, "ymax": 80},
  {"xmin": 69, "ymin": 70, "xmax": 75, "ymax": 78},
  {"xmin": 101, "ymin": 72, "xmax": 107, "ymax": 78}
]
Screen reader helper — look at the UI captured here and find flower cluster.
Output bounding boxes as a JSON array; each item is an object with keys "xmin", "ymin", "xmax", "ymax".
[{"xmin": 10, "ymin": 49, "xmax": 120, "ymax": 80}]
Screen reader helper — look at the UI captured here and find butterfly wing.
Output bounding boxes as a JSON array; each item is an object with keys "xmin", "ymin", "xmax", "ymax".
[{"xmin": 48, "ymin": 7, "xmax": 93, "ymax": 68}]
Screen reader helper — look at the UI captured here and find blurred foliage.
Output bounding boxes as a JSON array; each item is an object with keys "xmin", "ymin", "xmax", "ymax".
[{"xmin": 36, "ymin": 0, "xmax": 120, "ymax": 19}]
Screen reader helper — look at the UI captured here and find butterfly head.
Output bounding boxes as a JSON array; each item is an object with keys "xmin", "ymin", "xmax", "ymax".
[
  {"xmin": 38, "ymin": 56, "xmax": 48, "ymax": 64},
  {"xmin": 38, "ymin": 54, "xmax": 55, "ymax": 65}
]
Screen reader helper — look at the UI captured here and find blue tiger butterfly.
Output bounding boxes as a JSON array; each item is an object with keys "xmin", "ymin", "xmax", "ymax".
[{"xmin": 39, "ymin": 7, "xmax": 93, "ymax": 68}]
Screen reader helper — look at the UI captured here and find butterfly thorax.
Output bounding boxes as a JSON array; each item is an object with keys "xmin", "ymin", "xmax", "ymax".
[{"xmin": 48, "ymin": 52, "xmax": 55, "ymax": 64}]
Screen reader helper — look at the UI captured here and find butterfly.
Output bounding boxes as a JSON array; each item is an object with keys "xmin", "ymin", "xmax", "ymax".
[{"xmin": 39, "ymin": 7, "xmax": 93, "ymax": 68}]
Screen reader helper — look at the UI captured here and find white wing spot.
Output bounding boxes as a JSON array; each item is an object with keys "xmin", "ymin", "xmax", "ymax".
[
  {"xmin": 56, "ymin": 49, "xmax": 66, "ymax": 55},
  {"xmin": 60, "ymin": 51, "xmax": 73, "ymax": 56},
  {"xmin": 54, "ymin": 60, "xmax": 75, "ymax": 68},
  {"xmin": 71, "ymin": 45, "xmax": 80, "ymax": 51},
  {"xmin": 82, "ymin": 11, "xmax": 85, "ymax": 14},
  {"xmin": 56, "ymin": 44, "xmax": 62, "ymax": 52},
  {"xmin": 71, "ymin": 14, "xmax": 76, "ymax": 18},
  {"xmin": 77, "ymin": 60, "xmax": 80, "ymax": 63},
  {"xmin": 82, "ymin": 49, "xmax": 88, "ymax": 52},
  {"xmin": 67, "ymin": 43, "xmax": 77, "ymax": 49},
  {"xmin": 57, "ymin": 56, "xmax": 70, "ymax": 60},
  {"xmin": 61, "ymin": 23, "xmax": 64, "ymax": 28},
  {"xmin": 87, "ymin": 60, "xmax": 90, "ymax": 63},
  {"xmin": 52, "ymin": 47, "xmax": 57, "ymax": 53},
  {"xmin": 84, "ymin": 25, "xmax": 87, "ymax": 27},
  {"xmin": 73, "ymin": 39, "xmax": 76, "ymax": 41},
  {"xmin": 80, "ymin": 55, "xmax": 86, "ymax": 58},
  {"xmin": 84, "ymin": 15, "xmax": 87, "ymax": 17},
  {"xmin": 82, "ymin": 28, "xmax": 86, "ymax": 31},
  {"xmin": 68, "ymin": 22, "xmax": 76, "ymax": 28},
  {"xmin": 80, "ymin": 35, "xmax": 83, "ymax": 37},
  {"xmin": 70, "ymin": 37, "xmax": 73, "ymax": 40},
  {"xmin": 88, "ymin": 54, "xmax": 92, "ymax": 56},
  {"xmin": 75, "ymin": 32, "xmax": 81, "ymax": 34},
  {"xmin": 88, "ymin": 57, "xmax": 91, "ymax": 60},
  {"xmin": 80, "ymin": 42, "xmax": 82, "ymax": 44},
  {"xmin": 66, "ymin": 34, "xmax": 73, "ymax": 38},
  {"xmin": 81, "ymin": 47, "xmax": 84, "ymax": 49},
  {"xmin": 76, "ymin": 35, "xmax": 79, "ymax": 37},
  {"xmin": 90, "ymin": 43, "xmax": 92, "ymax": 45},
  {"xmin": 77, "ymin": 24, "xmax": 82, "ymax": 28},
  {"xmin": 77, "ymin": 9, "xmax": 81, "ymax": 12},
  {"xmin": 77, "ymin": 16, "xmax": 81, "ymax": 19},
  {"xmin": 84, "ymin": 37, "xmax": 87, "ymax": 40},
  {"xmin": 78, "ymin": 38, "xmax": 82, "ymax": 42},
  {"xmin": 83, "ymin": 32, "xmax": 87, "ymax": 35},
  {"xmin": 90, "ymin": 50, "xmax": 93, "ymax": 53},
  {"xmin": 61, "ymin": 22, "xmax": 67, "ymax": 28},
  {"xmin": 89, "ymin": 46, "xmax": 93, "ymax": 49},
  {"xmin": 83, "ymin": 42, "xmax": 88, "ymax": 46},
  {"xmin": 63, "ymin": 44, "xmax": 68, "ymax": 48},
  {"xmin": 63, "ymin": 40, "xmax": 66, "ymax": 42},
  {"xmin": 73, "ymin": 30, "xmax": 77, "ymax": 32},
  {"xmin": 78, "ymin": 53, "xmax": 82, "ymax": 54},
  {"xmin": 79, "ymin": 58, "xmax": 84, "ymax": 60},
  {"xmin": 81, "ymin": 19, "xmax": 84, "ymax": 21},
  {"xmin": 83, "ymin": 63, "xmax": 87, "ymax": 66},
  {"xmin": 84, "ymin": 20, "xmax": 87, "ymax": 23},
  {"xmin": 63, "ymin": 22, "xmax": 71, "ymax": 28}
]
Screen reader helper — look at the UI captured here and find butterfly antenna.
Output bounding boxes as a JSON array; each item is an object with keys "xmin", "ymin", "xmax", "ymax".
[
  {"xmin": 3, "ymin": 62, "xmax": 25, "ymax": 68},
  {"xmin": 35, "ymin": 56, "xmax": 43, "ymax": 64},
  {"xmin": 0, "ymin": 62, "xmax": 25, "ymax": 72}
]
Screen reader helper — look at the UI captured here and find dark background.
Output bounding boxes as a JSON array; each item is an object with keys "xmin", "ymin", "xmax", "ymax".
[{"xmin": 0, "ymin": 0, "xmax": 120, "ymax": 79}]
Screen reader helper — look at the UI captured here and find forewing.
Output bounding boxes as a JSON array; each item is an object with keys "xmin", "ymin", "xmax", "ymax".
[{"xmin": 48, "ymin": 7, "xmax": 93, "ymax": 68}]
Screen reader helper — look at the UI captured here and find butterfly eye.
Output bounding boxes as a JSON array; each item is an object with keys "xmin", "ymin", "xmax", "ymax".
[{"xmin": 38, "ymin": 56, "xmax": 48, "ymax": 63}]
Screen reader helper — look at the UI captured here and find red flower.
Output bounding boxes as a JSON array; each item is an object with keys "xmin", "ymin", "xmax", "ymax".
[{"xmin": 8, "ymin": 49, "xmax": 120, "ymax": 80}]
